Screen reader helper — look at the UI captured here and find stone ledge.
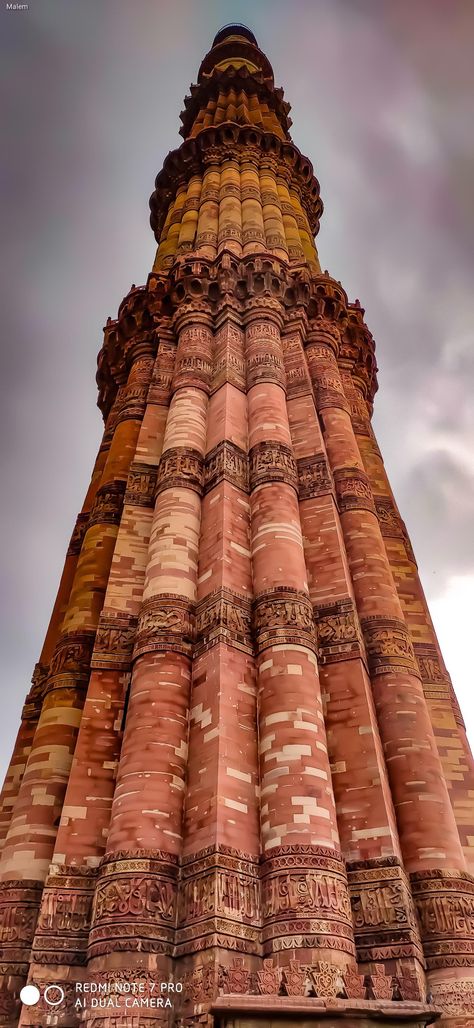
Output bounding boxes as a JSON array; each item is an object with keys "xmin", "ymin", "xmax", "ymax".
[{"xmin": 212, "ymin": 995, "xmax": 440, "ymax": 1024}]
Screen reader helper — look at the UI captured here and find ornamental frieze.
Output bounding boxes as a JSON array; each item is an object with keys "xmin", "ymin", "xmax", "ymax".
[
  {"xmin": 249, "ymin": 441, "xmax": 298, "ymax": 492},
  {"xmin": 333, "ymin": 467, "xmax": 376, "ymax": 515},
  {"xmin": 314, "ymin": 599, "xmax": 363, "ymax": 664},
  {"xmin": 347, "ymin": 858, "xmax": 422, "ymax": 966},
  {"xmin": 47, "ymin": 630, "xmax": 95, "ymax": 690},
  {"xmin": 360, "ymin": 616, "xmax": 418, "ymax": 676},
  {"xmin": 113, "ymin": 383, "xmax": 149, "ymax": 426},
  {"xmin": 297, "ymin": 454, "xmax": 332, "ymax": 499},
  {"xmin": 66, "ymin": 512, "xmax": 90, "ymax": 556},
  {"xmin": 374, "ymin": 496, "xmax": 404, "ymax": 538},
  {"xmin": 21, "ymin": 662, "xmax": 48, "ymax": 719},
  {"xmin": 134, "ymin": 596, "xmax": 194, "ymax": 659},
  {"xmin": 253, "ymin": 588, "xmax": 315, "ymax": 654},
  {"xmin": 413, "ymin": 644, "xmax": 445, "ymax": 684},
  {"xmin": 195, "ymin": 588, "xmax": 252, "ymax": 654},
  {"xmin": 172, "ymin": 354, "xmax": 213, "ymax": 394},
  {"xmin": 91, "ymin": 612, "xmax": 137, "ymax": 670},
  {"xmin": 124, "ymin": 461, "xmax": 158, "ymax": 507},
  {"xmin": 88, "ymin": 481, "xmax": 126, "ymax": 528},
  {"xmin": 156, "ymin": 446, "xmax": 204, "ymax": 496},
  {"xmin": 177, "ymin": 868, "xmax": 260, "ymax": 926},
  {"xmin": 204, "ymin": 440, "xmax": 249, "ymax": 494},
  {"xmin": 246, "ymin": 350, "xmax": 286, "ymax": 390},
  {"xmin": 411, "ymin": 870, "xmax": 474, "ymax": 968},
  {"xmin": 32, "ymin": 866, "xmax": 97, "ymax": 967},
  {"xmin": 0, "ymin": 882, "xmax": 42, "ymax": 963}
]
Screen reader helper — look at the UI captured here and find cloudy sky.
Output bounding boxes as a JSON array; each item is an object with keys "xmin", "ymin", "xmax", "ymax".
[{"xmin": 1, "ymin": 0, "xmax": 473, "ymax": 782}]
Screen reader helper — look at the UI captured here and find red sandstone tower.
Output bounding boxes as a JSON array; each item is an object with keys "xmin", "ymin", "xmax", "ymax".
[{"xmin": 1, "ymin": 24, "xmax": 474, "ymax": 1028}]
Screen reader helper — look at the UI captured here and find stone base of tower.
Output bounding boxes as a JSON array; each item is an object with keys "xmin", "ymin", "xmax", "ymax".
[{"xmin": 212, "ymin": 996, "xmax": 439, "ymax": 1027}]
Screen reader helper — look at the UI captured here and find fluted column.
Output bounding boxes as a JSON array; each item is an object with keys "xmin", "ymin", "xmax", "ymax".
[
  {"xmin": 281, "ymin": 311, "xmax": 424, "ymax": 984},
  {"xmin": 345, "ymin": 363, "xmax": 474, "ymax": 876},
  {"xmin": 259, "ymin": 158, "xmax": 288, "ymax": 260},
  {"xmin": 0, "ymin": 351, "xmax": 152, "ymax": 1025},
  {"xmin": 87, "ymin": 312, "xmax": 213, "ymax": 981},
  {"xmin": 244, "ymin": 300, "xmax": 355, "ymax": 971},
  {"xmin": 196, "ymin": 160, "xmax": 220, "ymax": 258},
  {"xmin": 304, "ymin": 291, "xmax": 474, "ymax": 1005},
  {"xmin": 21, "ymin": 334, "xmax": 175, "ymax": 994},
  {"xmin": 218, "ymin": 156, "xmax": 242, "ymax": 256},
  {"xmin": 176, "ymin": 311, "xmax": 261, "ymax": 992}
]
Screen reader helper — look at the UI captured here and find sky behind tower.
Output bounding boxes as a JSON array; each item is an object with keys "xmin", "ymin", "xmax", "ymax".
[{"xmin": 1, "ymin": 0, "xmax": 474, "ymax": 780}]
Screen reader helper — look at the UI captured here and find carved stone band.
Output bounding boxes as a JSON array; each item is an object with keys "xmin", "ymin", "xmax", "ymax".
[
  {"xmin": 314, "ymin": 599, "xmax": 364, "ymax": 665},
  {"xmin": 124, "ymin": 461, "xmax": 158, "ymax": 507},
  {"xmin": 91, "ymin": 612, "xmax": 137, "ymax": 671},
  {"xmin": 347, "ymin": 857, "xmax": 423, "ymax": 967},
  {"xmin": 360, "ymin": 615, "xmax": 418, "ymax": 677},
  {"xmin": 413, "ymin": 644, "xmax": 445, "ymax": 685},
  {"xmin": 32, "ymin": 865, "xmax": 97, "ymax": 967},
  {"xmin": 195, "ymin": 588, "xmax": 252, "ymax": 655},
  {"xmin": 374, "ymin": 496, "xmax": 404, "ymax": 539},
  {"xmin": 21, "ymin": 663, "xmax": 48, "ymax": 720},
  {"xmin": 249, "ymin": 441, "xmax": 298, "ymax": 493},
  {"xmin": 0, "ymin": 880, "xmax": 43, "ymax": 964},
  {"xmin": 253, "ymin": 588, "xmax": 316, "ymax": 654},
  {"xmin": 47, "ymin": 630, "xmax": 95, "ymax": 693},
  {"xmin": 297, "ymin": 454, "xmax": 332, "ymax": 500},
  {"xmin": 113, "ymin": 383, "xmax": 148, "ymax": 426},
  {"xmin": 172, "ymin": 354, "xmax": 213, "ymax": 394},
  {"xmin": 133, "ymin": 596, "xmax": 194, "ymax": 659},
  {"xmin": 204, "ymin": 440, "xmax": 249, "ymax": 495},
  {"xmin": 176, "ymin": 849, "xmax": 261, "ymax": 957},
  {"xmin": 333, "ymin": 467, "xmax": 376, "ymax": 515},
  {"xmin": 156, "ymin": 446, "xmax": 204, "ymax": 496},
  {"xmin": 88, "ymin": 480, "xmax": 126, "ymax": 529},
  {"xmin": 260, "ymin": 845, "xmax": 355, "ymax": 959},
  {"xmin": 88, "ymin": 852, "xmax": 179, "ymax": 959},
  {"xmin": 410, "ymin": 869, "xmax": 474, "ymax": 970},
  {"xmin": 66, "ymin": 512, "xmax": 89, "ymax": 557}
]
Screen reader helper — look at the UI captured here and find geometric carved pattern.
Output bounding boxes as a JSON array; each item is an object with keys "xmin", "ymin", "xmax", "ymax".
[
  {"xmin": 360, "ymin": 615, "xmax": 418, "ymax": 676},
  {"xmin": 253, "ymin": 588, "xmax": 316, "ymax": 654},
  {"xmin": 313, "ymin": 598, "xmax": 363, "ymax": 664},
  {"xmin": 249, "ymin": 441, "xmax": 298, "ymax": 492},
  {"xmin": 410, "ymin": 869, "xmax": 474, "ymax": 970}
]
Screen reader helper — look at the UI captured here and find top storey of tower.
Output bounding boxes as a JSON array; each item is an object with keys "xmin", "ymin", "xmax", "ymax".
[{"xmin": 179, "ymin": 23, "xmax": 292, "ymax": 141}]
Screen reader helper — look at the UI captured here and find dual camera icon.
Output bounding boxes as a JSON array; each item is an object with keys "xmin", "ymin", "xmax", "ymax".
[{"xmin": 20, "ymin": 984, "xmax": 65, "ymax": 1008}]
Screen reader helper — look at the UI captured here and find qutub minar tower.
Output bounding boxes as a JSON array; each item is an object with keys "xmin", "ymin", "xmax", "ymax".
[{"xmin": 1, "ymin": 24, "xmax": 474, "ymax": 1028}]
